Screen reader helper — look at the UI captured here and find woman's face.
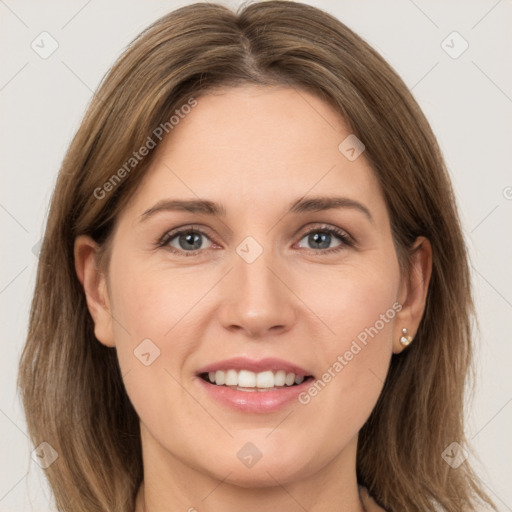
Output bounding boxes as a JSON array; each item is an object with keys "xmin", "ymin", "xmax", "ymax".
[{"xmin": 88, "ymin": 85, "xmax": 408, "ymax": 486}]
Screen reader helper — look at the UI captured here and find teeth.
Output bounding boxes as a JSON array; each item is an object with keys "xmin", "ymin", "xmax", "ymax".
[
  {"xmin": 205, "ymin": 369, "xmax": 307, "ymax": 389},
  {"xmin": 225, "ymin": 369, "xmax": 238, "ymax": 386},
  {"xmin": 294, "ymin": 375, "xmax": 305, "ymax": 385},
  {"xmin": 274, "ymin": 370, "xmax": 286, "ymax": 386},
  {"xmin": 238, "ymin": 369, "xmax": 256, "ymax": 387},
  {"xmin": 215, "ymin": 370, "xmax": 225, "ymax": 386},
  {"xmin": 256, "ymin": 370, "xmax": 274, "ymax": 388}
]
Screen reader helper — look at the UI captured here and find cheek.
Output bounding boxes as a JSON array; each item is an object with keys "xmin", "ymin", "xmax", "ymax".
[
  {"xmin": 294, "ymin": 251, "xmax": 400, "ymax": 350},
  {"xmin": 109, "ymin": 252, "xmax": 203, "ymax": 340},
  {"xmin": 106, "ymin": 254, "xmax": 212, "ymax": 425},
  {"xmin": 293, "ymin": 256, "xmax": 399, "ymax": 435}
]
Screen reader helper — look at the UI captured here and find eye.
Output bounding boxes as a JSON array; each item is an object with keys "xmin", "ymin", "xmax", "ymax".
[
  {"xmin": 157, "ymin": 223, "xmax": 354, "ymax": 257},
  {"xmin": 296, "ymin": 225, "xmax": 353, "ymax": 253},
  {"xmin": 159, "ymin": 227, "xmax": 214, "ymax": 256}
]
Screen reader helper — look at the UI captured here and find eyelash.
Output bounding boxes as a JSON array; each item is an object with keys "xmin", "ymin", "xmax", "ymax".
[{"xmin": 156, "ymin": 224, "xmax": 355, "ymax": 258}]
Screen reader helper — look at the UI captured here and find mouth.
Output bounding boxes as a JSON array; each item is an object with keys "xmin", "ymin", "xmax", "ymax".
[
  {"xmin": 195, "ymin": 357, "xmax": 315, "ymax": 412},
  {"xmin": 198, "ymin": 369, "xmax": 314, "ymax": 392}
]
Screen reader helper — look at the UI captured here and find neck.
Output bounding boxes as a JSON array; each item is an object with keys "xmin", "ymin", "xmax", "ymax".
[{"xmin": 135, "ymin": 424, "xmax": 366, "ymax": 512}]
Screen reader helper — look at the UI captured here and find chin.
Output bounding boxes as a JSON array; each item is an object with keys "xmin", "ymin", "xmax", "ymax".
[
  {"xmin": 214, "ymin": 462, "xmax": 309, "ymax": 489},
  {"xmin": 191, "ymin": 442, "xmax": 318, "ymax": 488}
]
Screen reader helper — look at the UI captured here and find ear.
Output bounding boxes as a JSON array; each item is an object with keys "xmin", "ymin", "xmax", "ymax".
[
  {"xmin": 74, "ymin": 235, "xmax": 115, "ymax": 348},
  {"xmin": 393, "ymin": 236, "xmax": 432, "ymax": 354}
]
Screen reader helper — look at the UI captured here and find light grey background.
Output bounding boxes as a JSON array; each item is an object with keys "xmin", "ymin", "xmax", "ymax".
[{"xmin": 1, "ymin": 0, "xmax": 511, "ymax": 510}]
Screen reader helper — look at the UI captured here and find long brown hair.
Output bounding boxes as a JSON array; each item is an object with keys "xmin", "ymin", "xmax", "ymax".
[{"xmin": 18, "ymin": 2, "xmax": 496, "ymax": 511}]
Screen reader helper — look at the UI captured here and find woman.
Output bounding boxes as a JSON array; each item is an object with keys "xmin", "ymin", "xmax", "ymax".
[{"xmin": 18, "ymin": 1, "xmax": 497, "ymax": 511}]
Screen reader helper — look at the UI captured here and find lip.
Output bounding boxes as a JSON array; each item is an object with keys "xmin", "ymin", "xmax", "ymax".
[
  {"xmin": 196, "ymin": 374, "xmax": 314, "ymax": 413},
  {"xmin": 195, "ymin": 356, "xmax": 314, "ymax": 414},
  {"xmin": 196, "ymin": 356, "xmax": 312, "ymax": 376}
]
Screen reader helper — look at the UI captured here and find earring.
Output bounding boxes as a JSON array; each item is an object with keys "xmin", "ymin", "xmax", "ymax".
[{"xmin": 400, "ymin": 328, "xmax": 413, "ymax": 347}]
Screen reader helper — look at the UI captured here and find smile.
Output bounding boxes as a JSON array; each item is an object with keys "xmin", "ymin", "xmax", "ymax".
[
  {"xmin": 195, "ymin": 357, "xmax": 315, "ymax": 412},
  {"xmin": 200, "ymin": 369, "xmax": 311, "ymax": 391}
]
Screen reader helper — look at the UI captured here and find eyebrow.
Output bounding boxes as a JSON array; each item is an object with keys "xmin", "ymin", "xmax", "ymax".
[{"xmin": 139, "ymin": 195, "xmax": 373, "ymax": 223}]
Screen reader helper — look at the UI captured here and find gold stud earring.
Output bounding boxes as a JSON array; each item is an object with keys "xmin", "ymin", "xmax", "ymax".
[{"xmin": 400, "ymin": 328, "xmax": 413, "ymax": 347}]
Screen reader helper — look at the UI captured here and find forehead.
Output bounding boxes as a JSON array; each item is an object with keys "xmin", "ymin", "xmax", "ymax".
[
  {"xmin": 122, "ymin": 85, "xmax": 385, "ymax": 223},
  {"xmin": 160, "ymin": 84, "xmax": 354, "ymax": 169}
]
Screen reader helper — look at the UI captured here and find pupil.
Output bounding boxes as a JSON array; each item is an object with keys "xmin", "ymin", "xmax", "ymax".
[
  {"xmin": 310, "ymin": 232, "xmax": 330, "ymax": 249},
  {"xmin": 180, "ymin": 232, "xmax": 202, "ymax": 250}
]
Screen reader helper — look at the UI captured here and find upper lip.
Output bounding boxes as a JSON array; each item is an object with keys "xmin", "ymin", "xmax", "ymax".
[{"xmin": 196, "ymin": 356, "xmax": 313, "ymax": 377}]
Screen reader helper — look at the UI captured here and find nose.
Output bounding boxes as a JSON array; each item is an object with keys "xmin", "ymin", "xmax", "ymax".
[{"xmin": 217, "ymin": 247, "xmax": 297, "ymax": 338}]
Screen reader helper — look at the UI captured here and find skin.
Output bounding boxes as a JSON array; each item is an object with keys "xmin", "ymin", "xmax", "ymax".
[{"xmin": 75, "ymin": 85, "xmax": 432, "ymax": 512}]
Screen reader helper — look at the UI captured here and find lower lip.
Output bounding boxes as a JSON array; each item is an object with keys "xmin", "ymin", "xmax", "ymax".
[{"xmin": 196, "ymin": 376, "xmax": 313, "ymax": 413}]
